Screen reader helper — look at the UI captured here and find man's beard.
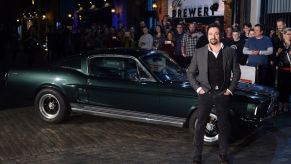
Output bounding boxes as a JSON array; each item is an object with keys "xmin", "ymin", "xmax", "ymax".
[{"xmin": 209, "ymin": 39, "xmax": 218, "ymax": 45}]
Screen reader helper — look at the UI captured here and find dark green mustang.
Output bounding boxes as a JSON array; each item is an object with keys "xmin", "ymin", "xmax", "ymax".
[{"xmin": 4, "ymin": 48, "xmax": 278, "ymax": 145}]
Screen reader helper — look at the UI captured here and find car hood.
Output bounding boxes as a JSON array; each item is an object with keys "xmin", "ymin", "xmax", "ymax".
[
  {"xmin": 170, "ymin": 77, "xmax": 278, "ymax": 99},
  {"xmin": 236, "ymin": 83, "xmax": 279, "ymax": 99}
]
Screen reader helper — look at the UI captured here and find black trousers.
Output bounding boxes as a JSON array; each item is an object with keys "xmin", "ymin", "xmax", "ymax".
[
  {"xmin": 193, "ymin": 93, "xmax": 231, "ymax": 159},
  {"xmin": 255, "ymin": 65, "xmax": 269, "ymax": 86}
]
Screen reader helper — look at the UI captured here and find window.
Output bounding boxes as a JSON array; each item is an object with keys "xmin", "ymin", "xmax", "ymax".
[
  {"xmin": 141, "ymin": 53, "xmax": 185, "ymax": 82},
  {"xmin": 89, "ymin": 57, "xmax": 148, "ymax": 81}
]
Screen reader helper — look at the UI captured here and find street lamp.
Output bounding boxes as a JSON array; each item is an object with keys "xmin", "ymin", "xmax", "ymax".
[
  {"xmin": 111, "ymin": 8, "xmax": 116, "ymax": 13},
  {"xmin": 152, "ymin": 3, "xmax": 157, "ymax": 9},
  {"xmin": 42, "ymin": 15, "xmax": 46, "ymax": 20}
]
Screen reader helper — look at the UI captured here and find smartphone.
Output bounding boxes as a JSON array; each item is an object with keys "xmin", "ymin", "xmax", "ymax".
[
  {"xmin": 125, "ymin": 32, "xmax": 130, "ymax": 37},
  {"xmin": 165, "ymin": 40, "xmax": 171, "ymax": 44}
]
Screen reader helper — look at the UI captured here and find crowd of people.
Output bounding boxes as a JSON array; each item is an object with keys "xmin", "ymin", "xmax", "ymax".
[{"xmin": 0, "ymin": 16, "xmax": 290, "ymax": 112}]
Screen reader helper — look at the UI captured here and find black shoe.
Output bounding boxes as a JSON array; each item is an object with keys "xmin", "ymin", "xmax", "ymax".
[
  {"xmin": 193, "ymin": 155, "xmax": 202, "ymax": 164},
  {"xmin": 192, "ymin": 159, "xmax": 201, "ymax": 164},
  {"xmin": 219, "ymin": 154, "xmax": 230, "ymax": 164}
]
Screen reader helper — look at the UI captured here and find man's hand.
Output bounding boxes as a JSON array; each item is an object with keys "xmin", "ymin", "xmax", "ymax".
[
  {"xmin": 198, "ymin": 89, "xmax": 206, "ymax": 95},
  {"xmin": 191, "ymin": 33, "xmax": 197, "ymax": 38},
  {"xmin": 276, "ymin": 48, "xmax": 283, "ymax": 56},
  {"xmin": 223, "ymin": 90, "xmax": 231, "ymax": 96},
  {"xmin": 252, "ymin": 50, "xmax": 260, "ymax": 55}
]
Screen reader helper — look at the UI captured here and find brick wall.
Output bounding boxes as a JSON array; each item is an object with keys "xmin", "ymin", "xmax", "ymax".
[
  {"xmin": 157, "ymin": 0, "xmax": 168, "ymax": 23},
  {"xmin": 224, "ymin": 0, "xmax": 233, "ymax": 28}
]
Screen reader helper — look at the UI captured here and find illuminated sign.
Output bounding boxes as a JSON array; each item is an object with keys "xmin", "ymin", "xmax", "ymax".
[{"xmin": 168, "ymin": 0, "xmax": 225, "ymax": 18}]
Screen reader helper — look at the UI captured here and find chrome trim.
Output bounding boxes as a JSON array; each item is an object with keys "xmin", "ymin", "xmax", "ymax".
[
  {"xmin": 267, "ymin": 101, "xmax": 275, "ymax": 114},
  {"xmin": 254, "ymin": 106, "xmax": 258, "ymax": 116},
  {"xmin": 70, "ymin": 103, "xmax": 185, "ymax": 127},
  {"xmin": 204, "ymin": 113, "xmax": 219, "ymax": 143},
  {"xmin": 240, "ymin": 114, "xmax": 273, "ymax": 123}
]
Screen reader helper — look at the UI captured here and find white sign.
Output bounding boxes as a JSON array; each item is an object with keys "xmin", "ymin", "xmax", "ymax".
[
  {"xmin": 168, "ymin": 0, "xmax": 225, "ymax": 18},
  {"xmin": 239, "ymin": 65, "xmax": 256, "ymax": 84}
]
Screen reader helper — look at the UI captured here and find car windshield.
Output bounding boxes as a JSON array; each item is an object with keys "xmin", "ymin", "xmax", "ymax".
[{"xmin": 140, "ymin": 52, "xmax": 186, "ymax": 82}]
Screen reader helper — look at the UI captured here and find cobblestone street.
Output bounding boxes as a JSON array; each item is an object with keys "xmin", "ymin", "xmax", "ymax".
[{"xmin": 0, "ymin": 105, "xmax": 291, "ymax": 164}]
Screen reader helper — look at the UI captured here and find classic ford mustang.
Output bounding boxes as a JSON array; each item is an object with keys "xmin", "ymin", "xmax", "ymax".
[{"xmin": 4, "ymin": 48, "xmax": 278, "ymax": 145}]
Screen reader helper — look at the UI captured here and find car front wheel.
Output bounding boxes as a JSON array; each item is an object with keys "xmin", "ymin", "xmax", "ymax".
[
  {"xmin": 34, "ymin": 88, "xmax": 70, "ymax": 123},
  {"xmin": 189, "ymin": 110, "xmax": 219, "ymax": 145}
]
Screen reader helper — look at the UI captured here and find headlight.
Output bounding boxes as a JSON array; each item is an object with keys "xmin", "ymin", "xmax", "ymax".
[{"xmin": 246, "ymin": 103, "xmax": 257, "ymax": 114}]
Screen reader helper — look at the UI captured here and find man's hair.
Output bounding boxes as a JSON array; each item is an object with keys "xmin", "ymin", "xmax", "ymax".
[
  {"xmin": 207, "ymin": 23, "xmax": 221, "ymax": 34},
  {"xmin": 176, "ymin": 23, "xmax": 183, "ymax": 27},
  {"xmin": 254, "ymin": 24, "xmax": 264, "ymax": 32},
  {"xmin": 232, "ymin": 29, "xmax": 240, "ymax": 34},
  {"xmin": 276, "ymin": 18, "xmax": 286, "ymax": 24},
  {"xmin": 243, "ymin": 22, "xmax": 252, "ymax": 28}
]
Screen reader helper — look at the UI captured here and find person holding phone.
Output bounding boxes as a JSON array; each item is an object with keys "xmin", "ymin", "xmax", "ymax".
[
  {"xmin": 161, "ymin": 31, "xmax": 175, "ymax": 57},
  {"xmin": 277, "ymin": 27, "xmax": 291, "ymax": 113}
]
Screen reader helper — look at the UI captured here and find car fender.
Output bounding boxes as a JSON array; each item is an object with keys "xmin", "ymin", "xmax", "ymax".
[{"xmin": 34, "ymin": 84, "xmax": 67, "ymax": 101}]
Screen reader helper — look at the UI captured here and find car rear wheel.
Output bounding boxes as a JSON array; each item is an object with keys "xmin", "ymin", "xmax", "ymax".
[
  {"xmin": 34, "ymin": 88, "xmax": 70, "ymax": 123},
  {"xmin": 189, "ymin": 110, "xmax": 219, "ymax": 145}
]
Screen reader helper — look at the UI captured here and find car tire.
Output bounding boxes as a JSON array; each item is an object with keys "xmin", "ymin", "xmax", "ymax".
[
  {"xmin": 189, "ymin": 110, "xmax": 219, "ymax": 145},
  {"xmin": 34, "ymin": 88, "xmax": 70, "ymax": 123}
]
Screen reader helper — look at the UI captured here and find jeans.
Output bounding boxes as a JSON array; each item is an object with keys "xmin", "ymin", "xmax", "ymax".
[{"xmin": 193, "ymin": 92, "xmax": 231, "ymax": 158}]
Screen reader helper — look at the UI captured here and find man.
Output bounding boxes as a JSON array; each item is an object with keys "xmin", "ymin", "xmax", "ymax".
[
  {"xmin": 136, "ymin": 20, "xmax": 146, "ymax": 39},
  {"xmin": 272, "ymin": 18, "xmax": 286, "ymax": 49},
  {"xmin": 243, "ymin": 24, "xmax": 273, "ymax": 85},
  {"xmin": 229, "ymin": 29, "xmax": 247, "ymax": 65},
  {"xmin": 173, "ymin": 23, "xmax": 185, "ymax": 66},
  {"xmin": 181, "ymin": 22, "xmax": 203, "ymax": 68},
  {"xmin": 271, "ymin": 19, "xmax": 286, "ymax": 87},
  {"xmin": 223, "ymin": 26, "xmax": 233, "ymax": 46},
  {"xmin": 138, "ymin": 26, "xmax": 153, "ymax": 50},
  {"xmin": 187, "ymin": 23, "xmax": 241, "ymax": 164}
]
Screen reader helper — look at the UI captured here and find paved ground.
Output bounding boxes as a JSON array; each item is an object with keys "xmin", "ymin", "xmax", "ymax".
[{"xmin": 0, "ymin": 104, "xmax": 291, "ymax": 164}]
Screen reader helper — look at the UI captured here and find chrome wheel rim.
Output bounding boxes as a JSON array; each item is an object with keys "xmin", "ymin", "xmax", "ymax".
[
  {"xmin": 204, "ymin": 113, "xmax": 219, "ymax": 143},
  {"xmin": 39, "ymin": 94, "xmax": 60, "ymax": 119}
]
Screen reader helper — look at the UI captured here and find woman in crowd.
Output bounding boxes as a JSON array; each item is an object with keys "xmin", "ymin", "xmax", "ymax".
[
  {"xmin": 153, "ymin": 25, "xmax": 165, "ymax": 50},
  {"xmin": 241, "ymin": 22, "xmax": 252, "ymax": 40},
  {"xmin": 277, "ymin": 27, "xmax": 291, "ymax": 113},
  {"xmin": 161, "ymin": 31, "xmax": 175, "ymax": 58}
]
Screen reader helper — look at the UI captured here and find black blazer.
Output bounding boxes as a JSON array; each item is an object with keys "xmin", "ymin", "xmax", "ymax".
[{"xmin": 187, "ymin": 45, "xmax": 241, "ymax": 93}]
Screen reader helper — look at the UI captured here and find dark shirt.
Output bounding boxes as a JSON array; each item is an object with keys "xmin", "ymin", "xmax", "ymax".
[
  {"xmin": 208, "ymin": 50, "xmax": 225, "ymax": 93},
  {"xmin": 278, "ymin": 45, "xmax": 291, "ymax": 68},
  {"xmin": 229, "ymin": 39, "xmax": 247, "ymax": 65},
  {"xmin": 161, "ymin": 40, "xmax": 175, "ymax": 57},
  {"xmin": 174, "ymin": 32, "xmax": 184, "ymax": 56}
]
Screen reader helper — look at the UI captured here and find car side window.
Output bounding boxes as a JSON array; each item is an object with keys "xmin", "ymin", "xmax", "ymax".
[
  {"xmin": 90, "ymin": 57, "xmax": 148, "ymax": 82},
  {"xmin": 125, "ymin": 58, "xmax": 151, "ymax": 81},
  {"xmin": 90, "ymin": 57, "xmax": 126, "ymax": 80}
]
